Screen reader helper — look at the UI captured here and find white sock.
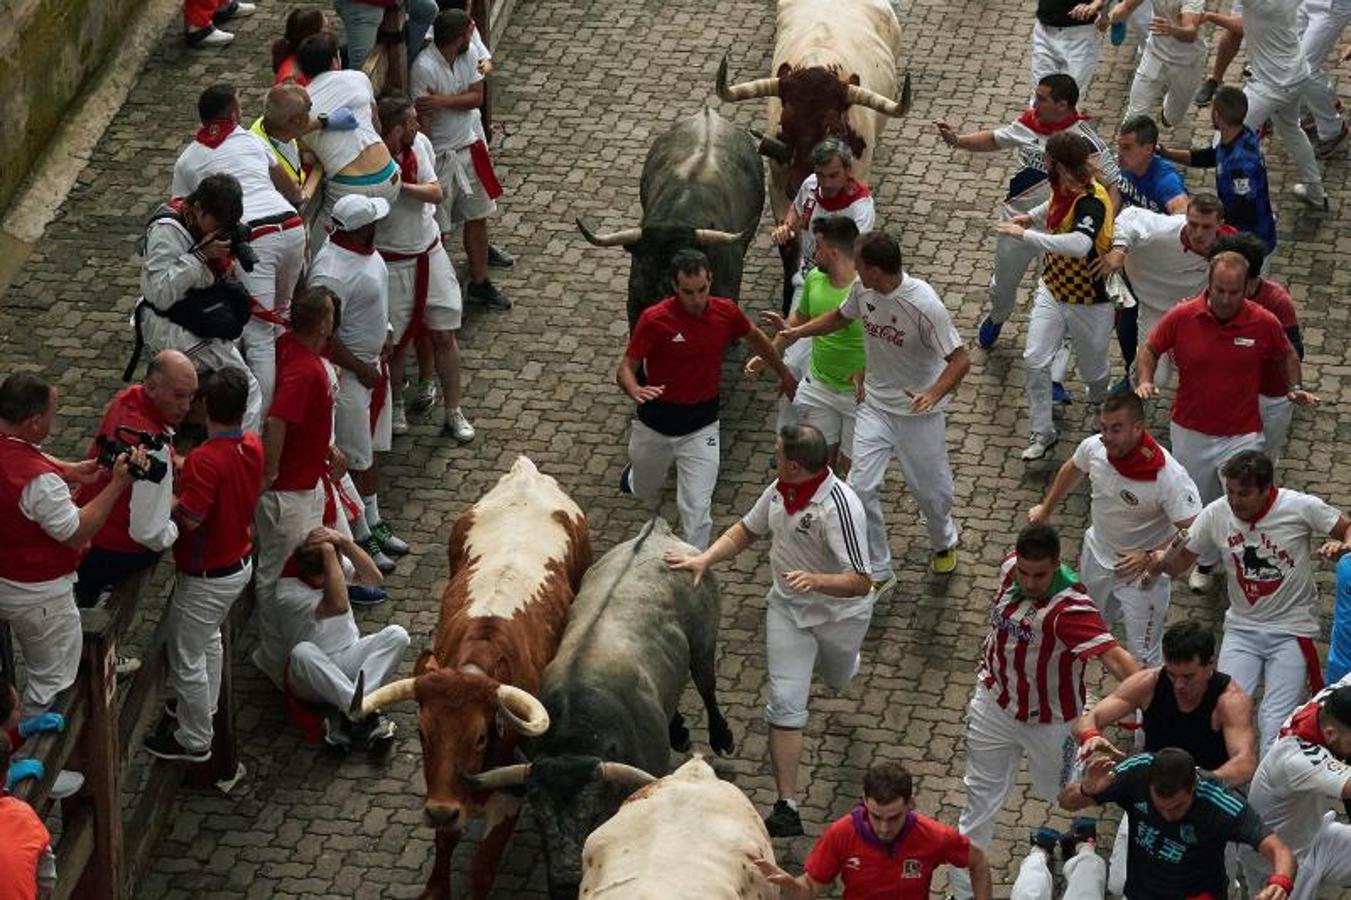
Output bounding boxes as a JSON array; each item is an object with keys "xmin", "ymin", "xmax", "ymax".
[{"xmin": 363, "ymin": 494, "xmax": 380, "ymax": 528}]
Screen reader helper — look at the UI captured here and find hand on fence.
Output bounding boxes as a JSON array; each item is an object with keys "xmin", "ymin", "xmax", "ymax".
[
  {"xmin": 18, "ymin": 711, "xmax": 66, "ymax": 738},
  {"xmin": 5, "ymin": 758, "xmax": 45, "ymax": 791}
]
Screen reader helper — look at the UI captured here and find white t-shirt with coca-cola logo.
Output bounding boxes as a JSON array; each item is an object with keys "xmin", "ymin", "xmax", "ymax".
[
  {"xmin": 1186, "ymin": 488, "xmax": 1343, "ymax": 637},
  {"xmin": 838, "ymin": 276, "xmax": 963, "ymax": 417}
]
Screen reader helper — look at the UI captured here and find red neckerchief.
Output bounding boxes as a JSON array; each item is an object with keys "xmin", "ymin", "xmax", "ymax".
[
  {"xmin": 1279, "ymin": 698, "xmax": 1324, "ymax": 744},
  {"xmin": 1107, "ymin": 430, "xmax": 1167, "ymax": 481},
  {"xmin": 1181, "ymin": 223, "xmax": 1236, "ymax": 255},
  {"xmin": 397, "ymin": 144, "xmax": 420, "ymax": 185},
  {"xmin": 330, "ymin": 232, "xmax": 376, "ymax": 256},
  {"xmin": 1240, "ymin": 486, "xmax": 1280, "ymax": 527},
  {"xmin": 776, "ymin": 468, "xmax": 830, "ymax": 515},
  {"xmin": 816, "ymin": 178, "xmax": 871, "ymax": 212},
  {"xmin": 195, "ymin": 118, "xmax": 236, "ymax": 149},
  {"xmin": 1017, "ymin": 107, "xmax": 1090, "ymax": 136},
  {"xmin": 1046, "ymin": 182, "xmax": 1083, "ymax": 236}
]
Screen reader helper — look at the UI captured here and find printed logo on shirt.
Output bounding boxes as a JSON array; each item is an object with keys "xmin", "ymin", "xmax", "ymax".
[
  {"xmin": 865, "ymin": 303, "xmax": 876, "ymax": 313},
  {"xmin": 706, "ymin": 435, "xmax": 716, "ymax": 447},
  {"xmin": 795, "ymin": 512, "xmax": 815, "ymax": 535},
  {"xmin": 1179, "ymin": 824, "xmax": 1198, "ymax": 845},
  {"xmin": 672, "ymin": 333, "xmax": 686, "ymax": 343},
  {"xmin": 1119, "ymin": 489, "xmax": 1140, "ymax": 506},
  {"xmin": 1233, "ymin": 337, "xmax": 1255, "ymax": 347},
  {"xmin": 902, "ymin": 859, "xmax": 922, "ymax": 879},
  {"xmin": 845, "ymin": 856, "xmax": 863, "ymax": 871},
  {"xmin": 862, "ymin": 319, "xmax": 907, "ymax": 348},
  {"xmin": 1225, "ymin": 532, "xmax": 1294, "ymax": 604},
  {"xmin": 1077, "ymin": 215, "xmax": 1095, "ymax": 230},
  {"xmin": 1232, "ymin": 177, "xmax": 1252, "ymax": 196}
]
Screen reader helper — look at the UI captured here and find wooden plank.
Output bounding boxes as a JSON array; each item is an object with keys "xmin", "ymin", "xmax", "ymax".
[
  {"xmin": 117, "ymin": 609, "xmax": 172, "ymax": 765},
  {"xmin": 72, "ymin": 625, "xmax": 123, "ymax": 900},
  {"xmin": 122, "ymin": 758, "xmax": 186, "ymax": 895},
  {"xmin": 52, "ymin": 802, "xmax": 95, "ymax": 900}
]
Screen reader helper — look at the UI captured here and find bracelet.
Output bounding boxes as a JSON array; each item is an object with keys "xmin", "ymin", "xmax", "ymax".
[
  {"xmin": 1077, "ymin": 728, "xmax": 1102, "ymax": 745},
  {"xmin": 1266, "ymin": 874, "xmax": 1294, "ymax": 894}
]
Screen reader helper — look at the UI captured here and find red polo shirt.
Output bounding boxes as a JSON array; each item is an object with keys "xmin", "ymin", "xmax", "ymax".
[
  {"xmin": 1147, "ymin": 294, "xmax": 1289, "ymax": 436},
  {"xmin": 804, "ymin": 810, "xmax": 971, "ymax": 899},
  {"xmin": 1247, "ymin": 278, "xmax": 1299, "ymax": 398},
  {"xmin": 173, "ymin": 432, "xmax": 264, "ymax": 572},
  {"xmin": 268, "ymin": 335, "xmax": 335, "ymax": 492},
  {"xmin": 78, "ymin": 384, "xmax": 174, "ymax": 553}
]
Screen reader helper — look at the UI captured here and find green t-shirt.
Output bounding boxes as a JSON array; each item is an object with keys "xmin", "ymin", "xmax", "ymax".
[{"xmin": 798, "ymin": 269, "xmax": 865, "ymax": 394}]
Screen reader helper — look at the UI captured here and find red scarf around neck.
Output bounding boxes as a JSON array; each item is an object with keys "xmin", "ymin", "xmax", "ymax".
[
  {"xmin": 1046, "ymin": 182, "xmax": 1084, "ymax": 235},
  {"xmin": 776, "ymin": 468, "xmax": 830, "ymax": 515},
  {"xmin": 1017, "ymin": 108, "xmax": 1090, "ymax": 136},
  {"xmin": 196, "ymin": 118, "xmax": 236, "ymax": 149},
  {"xmin": 815, "ymin": 178, "xmax": 871, "ymax": 212},
  {"xmin": 330, "ymin": 232, "xmax": 376, "ymax": 255},
  {"xmin": 397, "ymin": 144, "xmax": 420, "ymax": 185},
  {"xmin": 1108, "ymin": 431, "xmax": 1167, "ymax": 481},
  {"xmin": 1279, "ymin": 698, "xmax": 1324, "ymax": 745}
]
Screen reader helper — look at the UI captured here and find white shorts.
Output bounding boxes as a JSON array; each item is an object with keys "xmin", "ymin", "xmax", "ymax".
[
  {"xmin": 764, "ymin": 598, "xmax": 873, "ymax": 728},
  {"xmin": 386, "ymin": 245, "xmax": 463, "ymax": 340},
  {"xmin": 334, "ymin": 368, "xmax": 393, "ymax": 471},
  {"xmin": 793, "ymin": 373, "xmax": 858, "ymax": 451},
  {"xmin": 435, "ymin": 145, "xmax": 497, "ymax": 229}
]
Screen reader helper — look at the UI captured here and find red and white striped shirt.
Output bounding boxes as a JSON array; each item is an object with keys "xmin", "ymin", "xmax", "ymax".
[{"xmin": 978, "ymin": 553, "xmax": 1117, "ymax": 723}]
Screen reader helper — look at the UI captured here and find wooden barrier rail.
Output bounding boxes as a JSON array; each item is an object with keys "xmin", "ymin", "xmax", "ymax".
[{"xmin": 0, "ymin": 4, "xmax": 510, "ymax": 894}]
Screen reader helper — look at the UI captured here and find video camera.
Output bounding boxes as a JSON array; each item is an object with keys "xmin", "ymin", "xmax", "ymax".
[
  {"xmin": 95, "ymin": 426, "xmax": 170, "ymax": 483},
  {"xmin": 218, "ymin": 223, "xmax": 258, "ymax": 272}
]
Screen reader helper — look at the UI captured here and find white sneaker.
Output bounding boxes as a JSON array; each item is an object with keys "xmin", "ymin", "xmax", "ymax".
[
  {"xmin": 1021, "ymin": 432, "xmax": 1059, "ymax": 461},
  {"xmin": 391, "ymin": 403, "xmax": 409, "ymax": 435},
  {"xmin": 115, "ymin": 655, "xmax": 142, "ymax": 677},
  {"xmin": 1188, "ymin": 568, "xmax": 1214, "ymax": 593},
  {"xmin": 445, "ymin": 407, "xmax": 475, "ymax": 443},
  {"xmin": 1292, "ymin": 183, "xmax": 1329, "ymax": 210},
  {"xmin": 191, "ymin": 27, "xmax": 234, "ymax": 47},
  {"xmin": 51, "ymin": 770, "xmax": 85, "ymax": 799},
  {"xmin": 221, "ymin": 1, "xmax": 256, "ymax": 17}
]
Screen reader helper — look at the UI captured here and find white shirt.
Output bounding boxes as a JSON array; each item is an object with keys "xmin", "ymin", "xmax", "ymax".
[
  {"xmin": 1240, "ymin": 0, "xmax": 1311, "ymax": 89},
  {"xmin": 1070, "ymin": 435, "xmax": 1201, "ymax": 568},
  {"xmin": 375, "ymin": 132, "xmax": 440, "ymax": 254},
  {"xmin": 790, "ymin": 174, "xmax": 875, "ymax": 279},
  {"xmin": 256, "ymin": 577, "xmax": 323, "ymax": 687},
  {"xmin": 838, "ymin": 275, "xmax": 963, "ymax": 416},
  {"xmin": 302, "ymin": 70, "xmax": 383, "ymax": 174},
  {"xmin": 1187, "ymin": 489, "xmax": 1343, "ymax": 637},
  {"xmin": 1247, "ymin": 674, "xmax": 1351, "ymax": 860},
  {"xmin": 409, "ymin": 44, "xmax": 486, "ymax": 152},
  {"xmin": 741, "ymin": 473, "xmax": 871, "ymax": 628},
  {"xmin": 1113, "ymin": 207, "xmax": 1211, "ymax": 314},
  {"xmin": 992, "ymin": 118, "xmax": 1120, "ymax": 210},
  {"xmin": 1140, "ymin": 0, "xmax": 1206, "ymax": 65},
  {"xmin": 309, "ymin": 242, "xmax": 390, "ymax": 363},
  {"xmin": 170, "ymin": 127, "xmax": 295, "ymax": 224},
  {"xmin": 0, "ymin": 473, "xmax": 81, "ymax": 604},
  {"xmin": 128, "ymin": 445, "xmax": 178, "ymax": 552}
]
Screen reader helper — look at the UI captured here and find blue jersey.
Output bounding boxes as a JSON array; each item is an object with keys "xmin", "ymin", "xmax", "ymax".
[
  {"xmin": 1190, "ymin": 128, "xmax": 1278, "ymax": 255},
  {"xmin": 1120, "ymin": 154, "xmax": 1187, "ymax": 212}
]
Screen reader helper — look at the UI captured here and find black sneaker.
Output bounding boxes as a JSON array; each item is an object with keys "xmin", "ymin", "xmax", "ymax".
[
  {"xmin": 348, "ymin": 584, "xmax": 389, "ymax": 606},
  {"xmin": 324, "ymin": 714, "xmax": 354, "ymax": 749},
  {"xmin": 466, "ymin": 279, "xmax": 512, "ymax": 311},
  {"xmin": 1193, "ymin": 77, "xmax": 1219, "ymax": 107},
  {"xmin": 764, "ymin": 800, "xmax": 804, "ymax": 837},
  {"xmin": 1032, "ymin": 825, "xmax": 1061, "ymax": 855},
  {"xmin": 164, "ymin": 698, "xmax": 178, "ymax": 719},
  {"xmin": 487, "ymin": 244, "xmax": 515, "ymax": 268},
  {"xmin": 1060, "ymin": 816, "xmax": 1098, "ymax": 859},
  {"xmin": 143, "ymin": 731, "xmax": 210, "ymax": 762},
  {"xmin": 363, "ymin": 713, "xmax": 397, "ymax": 746},
  {"xmin": 619, "ymin": 463, "xmax": 633, "ymax": 495}
]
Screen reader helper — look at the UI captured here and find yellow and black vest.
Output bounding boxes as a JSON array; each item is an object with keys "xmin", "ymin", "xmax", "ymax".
[
  {"xmin": 249, "ymin": 117, "xmax": 306, "ymax": 189},
  {"xmin": 1042, "ymin": 179, "xmax": 1114, "ymax": 305}
]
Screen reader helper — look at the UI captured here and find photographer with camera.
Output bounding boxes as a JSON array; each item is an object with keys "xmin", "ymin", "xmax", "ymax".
[
  {"xmin": 0, "ymin": 373, "xmax": 146, "ymax": 717},
  {"xmin": 130, "ymin": 172, "xmax": 263, "ymax": 433},
  {"xmin": 73, "ymin": 352, "xmax": 196, "ymax": 638}
]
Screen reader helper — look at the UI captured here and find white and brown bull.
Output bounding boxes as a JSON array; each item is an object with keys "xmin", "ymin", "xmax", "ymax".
[
  {"xmin": 716, "ymin": 0, "xmax": 912, "ymax": 289},
  {"xmin": 578, "ymin": 756, "xmax": 779, "ymax": 900},
  {"xmin": 347, "ymin": 456, "xmax": 591, "ymax": 900}
]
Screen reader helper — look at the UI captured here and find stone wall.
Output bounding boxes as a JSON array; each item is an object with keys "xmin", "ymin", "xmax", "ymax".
[{"xmin": 0, "ymin": 0, "xmax": 145, "ymax": 213}]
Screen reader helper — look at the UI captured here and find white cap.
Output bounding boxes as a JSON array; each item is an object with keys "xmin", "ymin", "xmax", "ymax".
[{"xmin": 331, "ymin": 195, "xmax": 390, "ymax": 230}]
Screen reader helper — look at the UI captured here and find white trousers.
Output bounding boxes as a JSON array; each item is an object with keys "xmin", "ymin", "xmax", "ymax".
[
  {"xmin": 288, "ymin": 624, "xmax": 411, "ymax": 708},
  {"xmin": 1299, "ymin": 0, "xmax": 1351, "ymax": 141},
  {"xmin": 1242, "ymin": 812, "xmax": 1351, "ymax": 900},
  {"xmin": 334, "ymin": 369, "xmax": 393, "ymax": 473},
  {"xmin": 0, "ymin": 586, "xmax": 81, "ymax": 716},
  {"xmin": 1123, "ymin": 46, "xmax": 1208, "ymax": 127},
  {"xmin": 794, "ymin": 373, "xmax": 858, "ymax": 456},
  {"xmin": 1260, "ymin": 393, "xmax": 1294, "ymax": 466},
  {"xmin": 989, "ymin": 209, "xmax": 1043, "ymax": 325},
  {"xmin": 951, "ymin": 685, "xmax": 1075, "ymax": 899},
  {"xmin": 1220, "ymin": 625, "xmax": 1313, "ymax": 755},
  {"xmin": 1080, "ymin": 543, "xmax": 1171, "ymax": 666},
  {"xmin": 1031, "ymin": 21, "xmax": 1103, "ymax": 100},
  {"xmin": 1244, "ymin": 78, "xmax": 1325, "ymax": 199},
  {"xmin": 1011, "ymin": 845, "xmax": 1107, "ymax": 900},
  {"xmin": 848, "ymin": 402, "xmax": 959, "ymax": 576},
  {"xmin": 166, "ymin": 563, "xmax": 252, "ymax": 751},
  {"xmin": 1025, "ymin": 288, "xmax": 1114, "ymax": 439},
  {"xmin": 627, "ymin": 419, "xmax": 720, "ymax": 549},
  {"xmin": 254, "ymin": 485, "xmax": 325, "ymax": 612},
  {"xmin": 764, "ymin": 600, "xmax": 872, "ymax": 728},
  {"xmin": 238, "ymin": 225, "xmax": 306, "ymax": 416},
  {"xmin": 1167, "ymin": 424, "xmax": 1261, "ymax": 566}
]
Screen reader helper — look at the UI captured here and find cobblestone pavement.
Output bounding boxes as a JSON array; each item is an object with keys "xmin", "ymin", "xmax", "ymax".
[{"xmin": 4, "ymin": 0, "xmax": 1351, "ymax": 895}]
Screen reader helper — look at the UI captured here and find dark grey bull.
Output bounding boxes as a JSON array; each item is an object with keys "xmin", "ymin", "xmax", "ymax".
[
  {"xmin": 577, "ymin": 107, "xmax": 766, "ymax": 327},
  {"xmin": 461, "ymin": 519, "xmax": 733, "ymax": 899}
]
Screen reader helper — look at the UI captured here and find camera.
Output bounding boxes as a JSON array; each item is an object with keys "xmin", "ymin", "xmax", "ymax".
[
  {"xmin": 95, "ymin": 427, "xmax": 170, "ymax": 483},
  {"xmin": 220, "ymin": 222, "xmax": 258, "ymax": 272}
]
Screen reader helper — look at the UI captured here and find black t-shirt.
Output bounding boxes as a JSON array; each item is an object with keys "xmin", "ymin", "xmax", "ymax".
[
  {"xmin": 1097, "ymin": 753, "xmax": 1270, "ymax": 900},
  {"xmin": 1036, "ymin": 0, "xmax": 1094, "ymax": 28}
]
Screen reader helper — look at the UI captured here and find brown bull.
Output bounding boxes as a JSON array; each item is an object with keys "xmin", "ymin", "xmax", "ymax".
[{"xmin": 350, "ymin": 456, "xmax": 591, "ymax": 899}]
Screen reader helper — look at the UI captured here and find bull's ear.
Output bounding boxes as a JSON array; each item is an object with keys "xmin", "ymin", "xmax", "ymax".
[
  {"xmin": 848, "ymin": 73, "xmax": 861, "ymax": 86},
  {"xmin": 776, "ymin": 62, "xmax": 792, "ymax": 79},
  {"xmin": 416, "ymin": 650, "xmax": 439, "ymax": 673}
]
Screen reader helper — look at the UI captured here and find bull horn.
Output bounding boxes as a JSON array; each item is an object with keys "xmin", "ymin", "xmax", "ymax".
[
  {"xmin": 716, "ymin": 53, "xmax": 778, "ymax": 102},
  {"xmin": 460, "ymin": 763, "xmax": 533, "ymax": 791},
  {"xmin": 351, "ymin": 676, "xmax": 417, "ymax": 720},
  {"xmin": 595, "ymin": 761, "xmax": 657, "ymax": 789},
  {"xmin": 496, "ymin": 684, "xmax": 550, "ymax": 737},
  {"xmin": 576, "ymin": 217, "xmax": 642, "ymax": 248},
  {"xmin": 844, "ymin": 72, "xmax": 912, "ymax": 117},
  {"xmin": 749, "ymin": 128, "xmax": 791, "ymax": 163},
  {"xmin": 693, "ymin": 228, "xmax": 743, "ymax": 246}
]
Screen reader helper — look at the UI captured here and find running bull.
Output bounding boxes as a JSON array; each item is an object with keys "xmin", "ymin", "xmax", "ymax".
[
  {"xmin": 462, "ymin": 518, "xmax": 735, "ymax": 898},
  {"xmin": 717, "ymin": 0, "xmax": 911, "ymax": 291},
  {"xmin": 349, "ymin": 456, "xmax": 591, "ymax": 900},
  {"xmin": 576, "ymin": 108, "xmax": 765, "ymax": 327},
  {"xmin": 579, "ymin": 756, "xmax": 778, "ymax": 899}
]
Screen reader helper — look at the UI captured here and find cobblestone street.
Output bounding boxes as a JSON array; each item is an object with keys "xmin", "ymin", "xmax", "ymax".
[{"xmin": 4, "ymin": 0, "xmax": 1351, "ymax": 895}]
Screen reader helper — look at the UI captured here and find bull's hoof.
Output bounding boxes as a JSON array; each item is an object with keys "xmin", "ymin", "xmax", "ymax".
[
  {"xmin": 669, "ymin": 712, "xmax": 692, "ymax": 753},
  {"xmin": 710, "ymin": 718, "xmax": 735, "ymax": 756}
]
